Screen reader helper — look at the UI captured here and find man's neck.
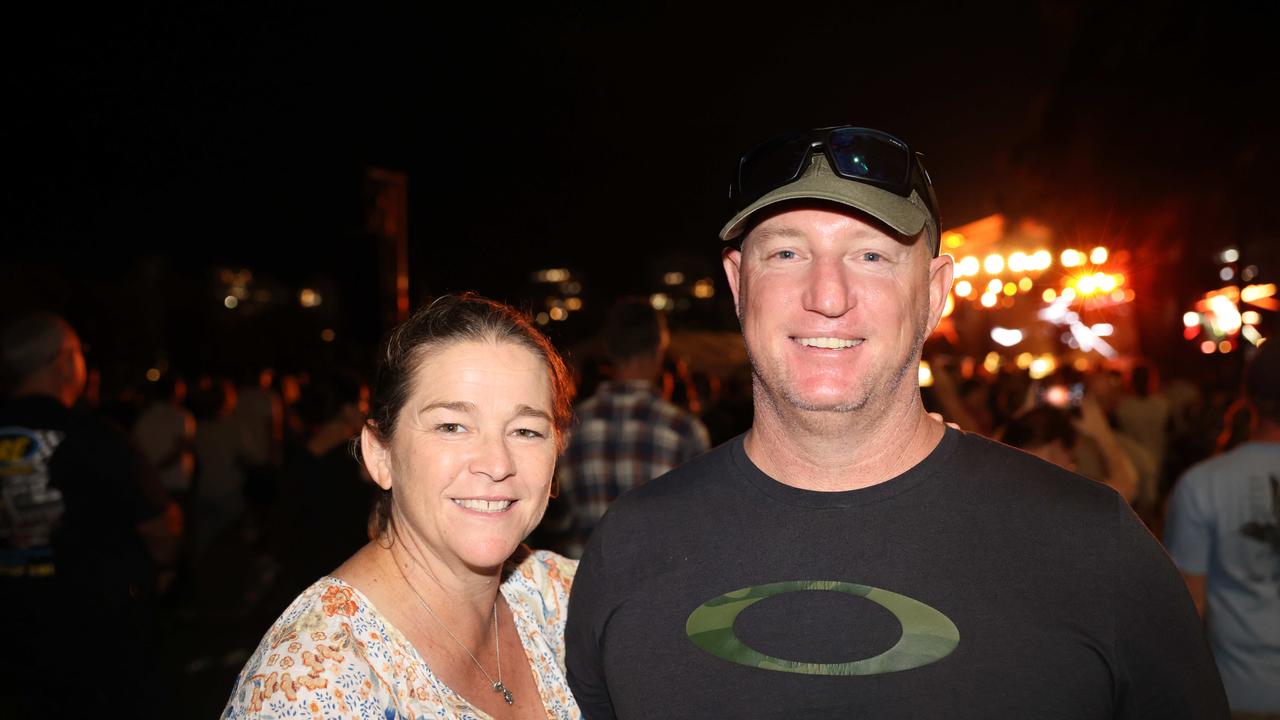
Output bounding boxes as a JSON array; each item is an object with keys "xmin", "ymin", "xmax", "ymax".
[{"xmin": 743, "ymin": 389, "xmax": 945, "ymax": 492}]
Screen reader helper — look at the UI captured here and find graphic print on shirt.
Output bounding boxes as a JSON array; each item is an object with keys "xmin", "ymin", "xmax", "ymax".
[
  {"xmin": 1239, "ymin": 474, "xmax": 1280, "ymax": 593},
  {"xmin": 0, "ymin": 427, "xmax": 66, "ymax": 557},
  {"xmin": 686, "ymin": 580, "xmax": 959, "ymax": 676}
]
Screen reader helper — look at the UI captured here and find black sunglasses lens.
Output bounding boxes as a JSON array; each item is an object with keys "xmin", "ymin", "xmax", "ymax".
[
  {"xmin": 737, "ymin": 132, "xmax": 810, "ymax": 204},
  {"xmin": 827, "ymin": 129, "xmax": 910, "ymax": 189}
]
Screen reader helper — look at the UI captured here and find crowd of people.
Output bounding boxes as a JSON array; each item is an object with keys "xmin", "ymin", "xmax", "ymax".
[{"xmin": 2, "ymin": 123, "xmax": 1275, "ymax": 719}]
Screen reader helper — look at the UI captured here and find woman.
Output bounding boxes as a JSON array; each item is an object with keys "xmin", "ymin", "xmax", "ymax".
[{"xmin": 224, "ymin": 294, "xmax": 579, "ymax": 719}]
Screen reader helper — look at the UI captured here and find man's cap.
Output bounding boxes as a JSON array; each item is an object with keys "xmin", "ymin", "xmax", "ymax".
[{"xmin": 719, "ymin": 154, "xmax": 938, "ymax": 253}]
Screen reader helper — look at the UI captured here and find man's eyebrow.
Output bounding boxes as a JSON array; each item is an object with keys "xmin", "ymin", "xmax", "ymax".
[
  {"xmin": 419, "ymin": 400, "xmax": 476, "ymax": 415},
  {"xmin": 748, "ymin": 225, "xmax": 808, "ymax": 243}
]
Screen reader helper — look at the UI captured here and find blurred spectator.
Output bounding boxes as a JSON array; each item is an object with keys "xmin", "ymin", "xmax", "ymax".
[
  {"xmin": 556, "ymin": 298, "xmax": 710, "ymax": 552},
  {"xmin": 699, "ymin": 363, "xmax": 754, "ymax": 447},
  {"xmin": 234, "ymin": 367, "xmax": 283, "ymax": 522},
  {"xmin": 1115, "ymin": 363, "xmax": 1171, "ymax": 510},
  {"xmin": 1165, "ymin": 342, "xmax": 1280, "ymax": 716},
  {"xmin": 1000, "ymin": 397, "xmax": 1139, "ymax": 503},
  {"xmin": 0, "ymin": 311, "xmax": 177, "ymax": 717},
  {"xmin": 276, "ymin": 370, "xmax": 372, "ymax": 591},
  {"xmin": 133, "ymin": 374, "xmax": 196, "ymax": 505},
  {"xmin": 190, "ymin": 377, "xmax": 247, "ymax": 555}
]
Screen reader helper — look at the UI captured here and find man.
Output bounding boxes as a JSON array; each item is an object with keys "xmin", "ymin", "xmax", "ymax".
[
  {"xmin": 558, "ymin": 298, "xmax": 710, "ymax": 547},
  {"xmin": 1166, "ymin": 342, "xmax": 1280, "ymax": 718},
  {"xmin": 0, "ymin": 311, "xmax": 178, "ymax": 717},
  {"xmin": 565, "ymin": 126, "xmax": 1226, "ymax": 718}
]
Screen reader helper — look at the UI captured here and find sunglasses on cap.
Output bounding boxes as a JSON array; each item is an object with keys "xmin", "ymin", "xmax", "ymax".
[{"xmin": 729, "ymin": 126, "xmax": 940, "ymax": 247}]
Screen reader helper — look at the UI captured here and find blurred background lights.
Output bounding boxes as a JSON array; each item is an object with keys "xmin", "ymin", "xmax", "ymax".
[
  {"xmin": 320, "ymin": 328, "xmax": 335, "ymax": 342},
  {"xmin": 1008, "ymin": 252, "xmax": 1027, "ymax": 272},
  {"xmin": 224, "ymin": 295, "xmax": 238, "ymax": 309},
  {"xmin": 983, "ymin": 352, "xmax": 1002, "ymax": 374},
  {"xmin": 954, "ymin": 280, "xmax": 973, "ymax": 297},
  {"xmin": 1221, "ymin": 248, "xmax": 1240, "ymax": 263},
  {"xmin": 1090, "ymin": 246, "xmax": 1109, "ymax": 264},
  {"xmin": 663, "ymin": 271, "xmax": 685, "ymax": 285},
  {"xmin": 957, "ymin": 256, "xmax": 980, "ymax": 277},
  {"xmin": 693, "ymin": 278, "xmax": 715, "ymax": 298},
  {"xmin": 1060, "ymin": 249, "xmax": 1084, "ymax": 268},
  {"xmin": 984, "ymin": 254, "xmax": 1004, "ymax": 274},
  {"xmin": 918, "ymin": 361, "xmax": 934, "ymax": 387},
  {"xmin": 650, "ymin": 293, "xmax": 672, "ymax": 311},
  {"xmin": 145, "ymin": 368, "xmax": 161, "ymax": 382},
  {"xmin": 990, "ymin": 327, "xmax": 1023, "ymax": 347},
  {"xmin": 299, "ymin": 288, "xmax": 322, "ymax": 307},
  {"xmin": 1028, "ymin": 354, "xmax": 1056, "ymax": 380}
]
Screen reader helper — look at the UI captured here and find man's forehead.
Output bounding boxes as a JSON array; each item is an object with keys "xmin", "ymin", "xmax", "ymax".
[{"xmin": 743, "ymin": 205, "xmax": 905, "ymax": 247}]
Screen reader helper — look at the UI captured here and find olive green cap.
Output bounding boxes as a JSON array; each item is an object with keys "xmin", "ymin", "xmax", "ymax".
[{"xmin": 719, "ymin": 154, "xmax": 938, "ymax": 253}]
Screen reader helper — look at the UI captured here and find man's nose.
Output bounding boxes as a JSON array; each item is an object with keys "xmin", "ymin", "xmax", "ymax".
[{"xmin": 801, "ymin": 257, "xmax": 855, "ymax": 318}]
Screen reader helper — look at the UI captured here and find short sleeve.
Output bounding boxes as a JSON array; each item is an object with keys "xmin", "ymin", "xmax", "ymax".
[
  {"xmin": 1165, "ymin": 472, "xmax": 1213, "ymax": 576},
  {"xmin": 565, "ymin": 526, "xmax": 617, "ymax": 720}
]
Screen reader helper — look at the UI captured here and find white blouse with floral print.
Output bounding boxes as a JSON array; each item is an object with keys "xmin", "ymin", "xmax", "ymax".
[{"xmin": 223, "ymin": 549, "xmax": 579, "ymax": 719}]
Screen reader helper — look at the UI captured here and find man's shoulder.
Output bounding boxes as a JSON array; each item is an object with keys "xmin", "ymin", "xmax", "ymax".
[
  {"xmin": 949, "ymin": 429, "xmax": 1121, "ymax": 506},
  {"xmin": 598, "ymin": 440, "xmax": 731, "ymax": 511}
]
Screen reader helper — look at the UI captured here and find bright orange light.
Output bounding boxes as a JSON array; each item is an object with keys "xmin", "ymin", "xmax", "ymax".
[
  {"xmin": 566, "ymin": 297, "xmax": 584, "ymax": 310},
  {"xmin": 1209, "ymin": 294, "xmax": 1242, "ymax": 334},
  {"xmin": 1242, "ymin": 310, "xmax": 1261, "ymax": 326},
  {"xmin": 1043, "ymin": 288, "xmax": 1057, "ymax": 302},
  {"xmin": 1200, "ymin": 340, "xmax": 1216, "ymax": 354},
  {"xmin": 1032, "ymin": 250, "xmax": 1052, "ymax": 271},
  {"xmin": 1219, "ymin": 340, "xmax": 1233, "ymax": 353},
  {"xmin": 918, "ymin": 361, "xmax": 934, "ymax": 387},
  {"xmin": 944, "ymin": 232, "xmax": 965, "ymax": 249},
  {"xmin": 987, "ymin": 278, "xmax": 1003, "ymax": 293},
  {"xmin": 1018, "ymin": 277, "xmax": 1033, "ymax": 292},
  {"xmin": 1015, "ymin": 352, "xmax": 1033, "ymax": 369},
  {"xmin": 1072, "ymin": 357, "xmax": 1091, "ymax": 372},
  {"xmin": 1003, "ymin": 282, "xmax": 1017, "ymax": 296},
  {"xmin": 1097, "ymin": 274, "xmax": 1117, "ymax": 293},
  {"xmin": 1090, "ymin": 246, "xmax": 1109, "ymax": 264},
  {"xmin": 1061, "ymin": 287, "xmax": 1078, "ymax": 302},
  {"xmin": 1061, "ymin": 249, "xmax": 1084, "ymax": 268},
  {"xmin": 942, "ymin": 293, "xmax": 955, "ymax": 318},
  {"xmin": 984, "ymin": 254, "xmax": 1005, "ymax": 274},
  {"xmin": 983, "ymin": 352, "xmax": 1002, "ymax": 374},
  {"xmin": 981, "ymin": 292, "xmax": 998, "ymax": 308},
  {"xmin": 1008, "ymin": 252, "xmax": 1028, "ymax": 273},
  {"xmin": 1242, "ymin": 283, "xmax": 1277, "ymax": 304},
  {"xmin": 957, "ymin": 256, "xmax": 980, "ymax": 277},
  {"xmin": 1076, "ymin": 274, "xmax": 1098, "ymax": 295},
  {"xmin": 1182, "ymin": 311, "xmax": 1200, "ymax": 327},
  {"xmin": 1029, "ymin": 355, "xmax": 1056, "ymax": 380},
  {"xmin": 955, "ymin": 280, "xmax": 973, "ymax": 297}
]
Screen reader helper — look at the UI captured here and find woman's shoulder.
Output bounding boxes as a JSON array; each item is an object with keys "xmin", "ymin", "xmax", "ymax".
[
  {"xmin": 222, "ymin": 577, "xmax": 406, "ymax": 718},
  {"xmin": 509, "ymin": 547, "xmax": 577, "ymax": 596}
]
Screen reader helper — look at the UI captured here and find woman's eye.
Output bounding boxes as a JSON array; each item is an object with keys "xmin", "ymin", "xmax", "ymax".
[
  {"xmin": 435, "ymin": 423, "xmax": 466, "ymax": 434},
  {"xmin": 513, "ymin": 428, "xmax": 546, "ymax": 439}
]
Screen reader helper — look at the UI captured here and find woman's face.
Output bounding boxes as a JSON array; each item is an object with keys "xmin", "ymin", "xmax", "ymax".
[{"xmin": 364, "ymin": 339, "xmax": 557, "ymax": 572}]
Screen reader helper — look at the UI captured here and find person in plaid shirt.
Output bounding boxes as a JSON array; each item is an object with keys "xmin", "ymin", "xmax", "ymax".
[{"xmin": 557, "ymin": 298, "xmax": 710, "ymax": 548}]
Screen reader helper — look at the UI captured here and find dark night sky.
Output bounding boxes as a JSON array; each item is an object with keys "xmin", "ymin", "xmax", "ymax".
[{"xmin": 3, "ymin": 1, "xmax": 1277, "ymax": 370}]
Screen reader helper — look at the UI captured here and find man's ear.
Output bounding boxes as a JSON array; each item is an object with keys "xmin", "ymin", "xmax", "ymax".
[
  {"xmin": 926, "ymin": 252, "xmax": 956, "ymax": 333},
  {"xmin": 722, "ymin": 246, "xmax": 744, "ymax": 318},
  {"xmin": 361, "ymin": 424, "xmax": 394, "ymax": 491}
]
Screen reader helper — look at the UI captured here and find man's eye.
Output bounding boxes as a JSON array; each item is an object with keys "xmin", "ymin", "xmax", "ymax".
[
  {"xmin": 435, "ymin": 423, "xmax": 466, "ymax": 433},
  {"xmin": 772, "ymin": 250, "xmax": 797, "ymax": 260},
  {"xmin": 862, "ymin": 252, "xmax": 883, "ymax": 262}
]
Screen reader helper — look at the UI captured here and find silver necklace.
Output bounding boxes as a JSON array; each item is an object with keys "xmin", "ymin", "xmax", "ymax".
[{"xmin": 394, "ymin": 560, "xmax": 514, "ymax": 705}]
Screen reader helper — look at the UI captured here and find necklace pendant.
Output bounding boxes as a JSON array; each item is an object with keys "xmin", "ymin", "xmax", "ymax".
[{"xmin": 494, "ymin": 681, "xmax": 514, "ymax": 705}]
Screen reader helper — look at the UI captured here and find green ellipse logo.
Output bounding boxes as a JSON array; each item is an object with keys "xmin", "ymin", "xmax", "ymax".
[{"xmin": 685, "ymin": 580, "xmax": 959, "ymax": 676}]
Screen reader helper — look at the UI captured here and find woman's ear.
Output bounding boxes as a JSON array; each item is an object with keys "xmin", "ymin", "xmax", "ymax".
[{"xmin": 361, "ymin": 424, "xmax": 394, "ymax": 491}]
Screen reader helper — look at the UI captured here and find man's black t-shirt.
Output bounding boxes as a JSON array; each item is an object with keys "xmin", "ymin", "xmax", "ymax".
[{"xmin": 566, "ymin": 428, "xmax": 1228, "ymax": 719}]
